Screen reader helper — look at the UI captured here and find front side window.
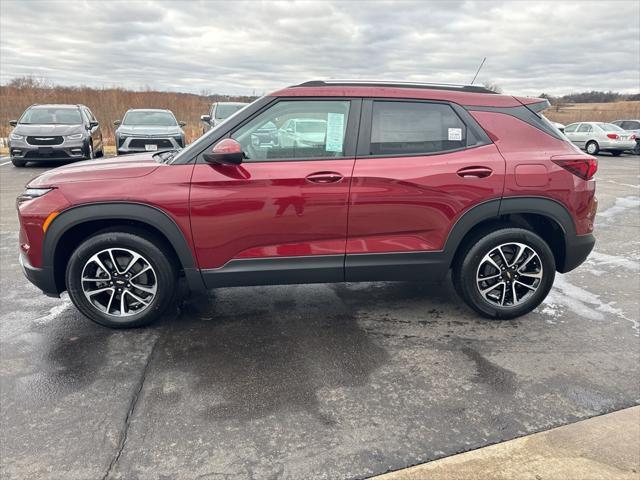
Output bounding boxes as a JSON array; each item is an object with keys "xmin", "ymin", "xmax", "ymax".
[
  {"xmin": 123, "ymin": 110, "xmax": 177, "ymax": 126},
  {"xmin": 564, "ymin": 123, "xmax": 578, "ymax": 133},
  {"xmin": 19, "ymin": 107, "xmax": 82, "ymax": 125},
  {"xmin": 370, "ymin": 101, "xmax": 466, "ymax": 155},
  {"xmin": 577, "ymin": 124, "xmax": 592, "ymax": 133},
  {"xmin": 232, "ymin": 100, "xmax": 350, "ymax": 161}
]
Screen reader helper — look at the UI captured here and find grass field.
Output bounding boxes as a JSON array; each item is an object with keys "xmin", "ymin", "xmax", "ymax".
[{"xmin": 543, "ymin": 101, "xmax": 640, "ymax": 125}]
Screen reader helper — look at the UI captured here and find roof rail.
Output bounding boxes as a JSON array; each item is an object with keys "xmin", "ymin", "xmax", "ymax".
[{"xmin": 293, "ymin": 80, "xmax": 497, "ymax": 94}]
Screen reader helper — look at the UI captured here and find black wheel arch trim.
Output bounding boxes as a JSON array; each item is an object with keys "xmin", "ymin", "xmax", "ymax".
[{"xmin": 42, "ymin": 202, "xmax": 205, "ymax": 292}]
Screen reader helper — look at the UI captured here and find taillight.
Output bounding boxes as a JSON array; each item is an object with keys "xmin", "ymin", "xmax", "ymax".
[
  {"xmin": 552, "ymin": 156, "xmax": 598, "ymax": 180},
  {"xmin": 606, "ymin": 133, "xmax": 619, "ymax": 139}
]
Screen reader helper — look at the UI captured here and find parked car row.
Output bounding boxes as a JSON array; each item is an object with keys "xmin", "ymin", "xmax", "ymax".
[
  {"xmin": 7, "ymin": 104, "xmax": 186, "ymax": 167},
  {"xmin": 562, "ymin": 120, "xmax": 639, "ymax": 156}
]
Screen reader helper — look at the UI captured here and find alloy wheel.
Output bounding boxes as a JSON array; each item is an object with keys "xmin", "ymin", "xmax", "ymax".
[
  {"xmin": 475, "ymin": 242, "xmax": 543, "ymax": 307},
  {"xmin": 81, "ymin": 248, "xmax": 157, "ymax": 317}
]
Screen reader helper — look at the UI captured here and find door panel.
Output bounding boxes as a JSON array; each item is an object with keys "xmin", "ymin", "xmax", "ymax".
[
  {"xmin": 346, "ymin": 144, "xmax": 505, "ymax": 254},
  {"xmin": 189, "ymin": 159, "xmax": 355, "ymax": 269}
]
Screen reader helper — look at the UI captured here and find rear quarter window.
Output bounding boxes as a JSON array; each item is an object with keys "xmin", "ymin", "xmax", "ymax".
[{"xmin": 370, "ymin": 101, "xmax": 467, "ymax": 155}]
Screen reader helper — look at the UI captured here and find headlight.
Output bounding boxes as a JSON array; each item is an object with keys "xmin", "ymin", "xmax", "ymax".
[
  {"xmin": 17, "ymin": 188, "xmax": 53, "ymax": 204},
  {"xmin": 66, "ymin": 133, "xmax": 84, "ymax": 140},
  {"xmin": 10, "ymin": 132, "xmax": 24, "ymax": 140}
]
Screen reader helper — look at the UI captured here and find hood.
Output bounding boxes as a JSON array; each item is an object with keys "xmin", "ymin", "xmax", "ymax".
[
  {"xmin": 13, "ymin": 124, "xmax": 86, "ymax": 136},
  {"xmin": 28, "ymin": 153, "xmax": 161, "ymax": 187},
  {"xmin": 116, "ymin": 125, "xmax": 183, "ymax": 136}
]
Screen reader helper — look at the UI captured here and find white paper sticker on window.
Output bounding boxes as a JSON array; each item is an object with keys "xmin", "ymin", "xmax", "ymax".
[
  {"xmin": 326, "ymin": 113, "xmax": 345, "ymax": 152},
  {"xmin": 448, "ymin": 127, "xmax": 462, "ymax": 141}
]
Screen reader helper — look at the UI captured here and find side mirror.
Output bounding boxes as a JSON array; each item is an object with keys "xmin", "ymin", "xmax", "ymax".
[
  {"xmin": 89, "ymin": 121, "xmax": 99, "ymax": 129},
  {"xmin": 9, "ymin": 120, "xmax": 17, "ymax": 127},
  {"xmin": 113, "ymin": 120, "xmax": 121, "ymax": 126},
  {"xmin": 179, "ymin": 121, "xmax": 186, "ymax": 127},
  {"xmin": 200, "ymin": 115, "xmax": 211, "ymax": 123},
  {"xmin": 203, "ymin": 138, "xmax": 244, "ymax": 165}
]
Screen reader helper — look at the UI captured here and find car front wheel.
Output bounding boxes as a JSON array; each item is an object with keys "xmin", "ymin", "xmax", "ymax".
[
  {"xmin": 453, "ymin": 228, "xmax": 556, "ymax": 319},
  {"xmin": 65, "ymin": 232, "xmax": 177, "ymax": 328},
  {"xmin": 11, "ymin": 158, "xmax": 26, "ymax": 167}
]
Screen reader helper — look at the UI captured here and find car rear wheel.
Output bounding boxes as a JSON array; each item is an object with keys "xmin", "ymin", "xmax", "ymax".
[
  {"xmin": 11, "ymin": 159, "xmax": 26, "ymax": 167},
  {"xmin": 453, "ymin": 228, "xmax": 555, "ymax": 319},
  {"xmin": 66, "ymin": 232, "xmax": 178, "ymax": 328},
  {"xmin": 586, "ymin": 141, "xmax": 599, "ymax": 155}
]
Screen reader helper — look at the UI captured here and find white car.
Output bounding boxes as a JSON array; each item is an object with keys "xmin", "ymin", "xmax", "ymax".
[
  {"xmin": 563, "ymin": 122, "xmax": 636, "ymax": 156},
  {"xmin": 278, "ymin": 118, "xmax": 327, "ymax": 148}
]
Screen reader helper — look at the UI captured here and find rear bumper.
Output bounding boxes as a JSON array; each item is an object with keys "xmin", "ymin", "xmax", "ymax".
[
  {"xmin": 599, "ymin": 139, "xmax": 636, "ymax": 150},
  {"xmin": 19, "ymin": 253, "xmax": 60, "ymax": 297},
  {"xmin": 559, "ymin": 233, "xmax": 596, "ymax": 273}
]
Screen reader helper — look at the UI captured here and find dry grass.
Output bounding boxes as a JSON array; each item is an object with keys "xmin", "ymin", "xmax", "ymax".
[
  {"xmin": 543, "ymin": 101, "xmax": 640, "ymax": 125},
  {"xmin": 0, "ymin": 85, "xmax": 255, "ymax": 145}
]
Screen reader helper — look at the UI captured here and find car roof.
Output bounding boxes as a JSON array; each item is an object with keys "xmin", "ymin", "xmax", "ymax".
[
  {"xmin": 214, "ymin": 102, "xmax": 248, "ymax": 106},
  {"xmin": 29, "ymin": 104, "xmax": 83, "ymax": 109},
  {"xmin": 125, "ymin": 108, "xmax": 174, "ymax": 113},
  {"xmin": 270, "ymin": 79, "xmax": 542, "ymax": 108}
]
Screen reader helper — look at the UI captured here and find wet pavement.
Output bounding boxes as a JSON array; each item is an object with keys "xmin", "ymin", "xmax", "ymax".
[{"xmin": 1, "ymin": 154, "xmax": 639, "ymax": 479}]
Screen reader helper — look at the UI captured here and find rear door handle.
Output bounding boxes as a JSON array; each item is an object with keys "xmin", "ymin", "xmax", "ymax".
[
  {"xmin": 306, "ymin": 171, "xmax": 344, "ymax": 184},
  {"xmin": 456, "ymin": 166, "xmax": 493, "ymax": 178}
]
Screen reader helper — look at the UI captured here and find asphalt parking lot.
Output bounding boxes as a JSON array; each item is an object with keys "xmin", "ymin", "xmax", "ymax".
[{"xmin": 1, "ymin": 153, "xmax": 639, "ymax": 480}]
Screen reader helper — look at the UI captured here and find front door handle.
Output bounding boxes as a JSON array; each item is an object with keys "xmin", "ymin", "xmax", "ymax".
[
  {"xmin": 306, "ymin": 171, "xmax": 344, "ymax": 184},
  {"xmin": 456, "ymin": 166, "xmax": 493, "ymax": 178}
]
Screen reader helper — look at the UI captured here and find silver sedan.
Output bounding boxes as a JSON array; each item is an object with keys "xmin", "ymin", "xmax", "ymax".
[{"xmin": 563, "ymin": 122, "xmax": 636, "ymax": 156}]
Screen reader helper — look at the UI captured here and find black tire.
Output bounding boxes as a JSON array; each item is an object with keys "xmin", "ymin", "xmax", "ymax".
[
  {"xmin": 86, "ymin": 141, "xmax": 95, "ymax": 160},
  {"xmin": 95, "ymin": 146, "xmax": 104, "ymax": 158},
  {"xmin": 611, "ymin": 150, "xmax": 623, "ymax": 157},
  {"xmin": 65, "ymin": 232, "xmax": 177, "ymax": 328},
  {"xmin": 11, "ymin": 158, "xmax": 26, "ymax": 167},
  {"xmin": 453, "ymin": 228, "xmax": 555, "ymax": 319},
  {"xmin": 585, "ymin": 141, "xmax": 599, "ymax": 155}
]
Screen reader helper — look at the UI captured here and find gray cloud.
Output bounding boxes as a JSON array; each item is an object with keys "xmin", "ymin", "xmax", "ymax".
[{"xmin": 1, "ymin": 0, "xmax": 638, "ymax": 96}]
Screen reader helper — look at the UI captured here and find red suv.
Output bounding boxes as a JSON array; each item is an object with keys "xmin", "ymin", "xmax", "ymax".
[{"xmin": 17, "ymin": 81, "xmax": 597, "ymax": 328}]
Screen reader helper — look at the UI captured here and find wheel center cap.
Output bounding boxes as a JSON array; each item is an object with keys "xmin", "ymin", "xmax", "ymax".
[{"xmin": 115, "ymin": 279, "xmax": 126, "ymax": 285}]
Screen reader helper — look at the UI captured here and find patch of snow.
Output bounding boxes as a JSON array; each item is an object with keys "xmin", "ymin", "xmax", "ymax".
[
  {"xmin": 34, "ymin": 300, "xmax": 72, "ymax": 325},
  {"xmin": 540, "ymin": 275, "xmax": 639, "ymax": 336},
  {"xmin": 586, "ymin": 251, "xmax": 640, "ymax": 272},
  {"xmin": 596, "ymin": 196, "xmax": 640, "ymax": 225}
]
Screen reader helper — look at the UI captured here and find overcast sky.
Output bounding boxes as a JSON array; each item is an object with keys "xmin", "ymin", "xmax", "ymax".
[{"xmin": 1, "ymin": 0, "xmax": 638, "ymax": 96}]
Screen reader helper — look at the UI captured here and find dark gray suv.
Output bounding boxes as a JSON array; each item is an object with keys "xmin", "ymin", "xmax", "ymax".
[{"xmin": 8, "ymin": 104, "xmax": 104, "ymax": 167}]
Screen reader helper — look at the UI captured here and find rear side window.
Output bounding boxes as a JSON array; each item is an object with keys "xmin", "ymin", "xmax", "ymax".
[{"xmin": 370, "ymin": 101, "xmax": 466, "ymax": 155}]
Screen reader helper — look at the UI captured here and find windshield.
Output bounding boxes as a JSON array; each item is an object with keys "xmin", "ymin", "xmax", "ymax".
[
  {"xmin": 19, "ymin": 107, "xmax": 82, "ymax": 125},
  {"xmin": 123, "ymin": 111, "xmax": 177, "ymax": 126},
  {"xmin": 597, "ymin": 123, "xmax": 625, "ymax": 132},
  {"xmin": 296, "ymin": 121, "xmax": 326, "ymax": 133},
  {"xmin": 215, "ymin": 104, "xmax": 247, "ymax": 119}
]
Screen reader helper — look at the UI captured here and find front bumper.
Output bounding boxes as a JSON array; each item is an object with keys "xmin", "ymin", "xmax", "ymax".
[
  {"xmin": 117, "ymin": 136, "xmax": 182, "ymax": 154},
  {"xmin": 559, "ymin": 233, "xmax": 596, "ymax": 273},
  {"xmin": 9, "ymin": 138, "xmax": 88, "ymax": 162},
  {"xmin": 19, "ymin": 252, "xmax": 60, "ymax": 297}
]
